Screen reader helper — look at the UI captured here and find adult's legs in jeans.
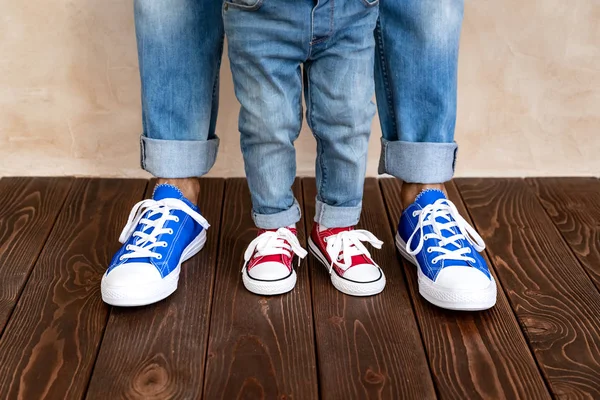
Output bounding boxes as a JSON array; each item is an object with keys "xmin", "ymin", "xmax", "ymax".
[
  {"xmin": 135, "ymin": 0, "xmax": 223, "ymax": 202},
  {"xmin": 375, "ymin": 0, "xmax": 463, "ymax": 206},
  {"xmin": 100, "ymin": 1, "xmax": 224, "ymax": 307},
  {"xmin": 376, "ymin": 1, "xmax": 496, "ymax": 310}
]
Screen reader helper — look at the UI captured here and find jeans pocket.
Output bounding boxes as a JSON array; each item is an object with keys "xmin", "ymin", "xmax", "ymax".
[
  {"xmin": 360, "ymin": 0, "xmax": 379, "ymax": 7},
  {"xmin": 224, "ymin": 0, "xmax": 264, "ymax": 11}
]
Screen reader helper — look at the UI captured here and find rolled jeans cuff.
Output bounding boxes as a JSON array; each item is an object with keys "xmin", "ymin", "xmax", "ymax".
[
  {"xmin": 253, "ymin": 199, "xmax": 302, "ymax": 229},
  {"xmin": 314, "ymin": 200, "xmax": 362, "ymax": 228},
  {"xmin": 378, "ymin": 138, "xmax": 458, "ymax": 184},
  {"xmin": 140, "ymin": 136, "xmax": 219, "ymax": 178}
]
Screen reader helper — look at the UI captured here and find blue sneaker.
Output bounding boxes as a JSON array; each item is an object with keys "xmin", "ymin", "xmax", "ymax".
[
  {"xmin": 101, "ymin": 184, "xmax": 210, "ymax": 307},
  {"xmin": 395, "ymin": 189, "xmax": 496, "ymax": 311}
]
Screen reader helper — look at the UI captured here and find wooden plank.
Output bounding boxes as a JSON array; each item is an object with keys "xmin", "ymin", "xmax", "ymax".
[
  {"xmin": 86, "ymin": 179, "xmax": 225, "ymax": 399},
  {"xmin": 456, "ymin": 178, "xmax": 600, "ymax": 399},
  {"xmin": 203, "ymin": 179, "xmax": 318, "ymax": 399},
  {"xmin": 303, "ymin": 178, "xmax": 436, "ymax": 400},
  {"xmin": 527, "ymin": 178, "xmax": 600, "ymax": 291},
  {"xmin": 0, "ymin": 178, "xmax": 147, "ymax": 400},
  {"xmin": 380, "ymin": 178, "xmax": 550, "ymax": 400},
  {"xmin": 0, "ymin": 177, "xmax": 73, "ymax": 335}
]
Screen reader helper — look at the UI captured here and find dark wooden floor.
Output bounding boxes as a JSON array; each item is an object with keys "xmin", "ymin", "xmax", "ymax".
[{"xmin": 0, "ymin": 177, "xmax": 599, "ymax": 400}]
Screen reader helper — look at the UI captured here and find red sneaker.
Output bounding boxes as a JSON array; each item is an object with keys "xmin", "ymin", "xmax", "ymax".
[
  {"xmin": 242, "ymin": 227, "xmax": 307, "ymax": 295},
  {"xmin": 308, "ymin": 224, "xmax": 386, "ymax": 296}
]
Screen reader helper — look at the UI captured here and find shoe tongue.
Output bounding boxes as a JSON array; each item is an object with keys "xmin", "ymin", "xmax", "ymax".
[
  {"xmin": 260, "ymin": 227, "xmax": 297, "ymax": 236},
  {"xmin": 153, "ymin": 184, "xmax": 185, "ymax": 200},
  {"xmin": 413, "ymin": 190, "xmax": 469, "ymax": 266},
  {"xmin": 413, "ymin": 189, "xmax": 447, "ymax": 208},
  {"xmin": 324, "ymin": 226, "xmax": 353, "ymax": 236},
  {"xmin": 152, "ymin": 184, "xmax": 197, "ymax": 209},
  {"xmin": 321, "ymin": 227, "xmax": 372, "ymax": 267}
]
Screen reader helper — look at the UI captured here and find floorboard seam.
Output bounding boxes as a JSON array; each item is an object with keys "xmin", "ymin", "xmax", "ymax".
[
  {"xmin": 0, "ymin": 177, "xmax": 75, "ymax": 340},
  {"xmin": 81, "ymin": 178, "xmax": 150, "ymax": 399},
  {"xmin": 200, "ymin": 178, "xmax": 228, "ymax": 399},
  {"xmin": 377, "ymin": 179, "xmax": 440, "ymax": 400},
  {"xmin": 453, "ymin": 178, "xmax": 556, "ymax": 397},
  {"xmin": 300, "ymin": 178, "xmax": 323, "ymax": 398}
]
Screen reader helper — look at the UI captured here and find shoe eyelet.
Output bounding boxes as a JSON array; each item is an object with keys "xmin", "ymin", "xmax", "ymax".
[
  {"xmin": 412, "ymin": 211, "xmax": 418, "ymax": 217},
  {"xmin": 162, "ymin": 242, "xmax": 168, "ymax": 247},
  {"xmin": 427, "ymin": 248, "xmax": 432, "ymax": 253},
  {"xmin": 432, "ymin": 259, "xmax": 438, "ymax": 264},
  {"xmin": 174, "ymin": 217, "xmax": 180, "ymax": 222},
  {"xmin": 467, "ymin": 248, "xmax": 472, "ymax": 254},
  {"xmin": 156, "ymin": 254, "xmax": 162, "ymax": 260},
  {"xmin": 324, "ymin": 237, "xmax": 328, "ymax": 243},
  {"xmin": 119, "ymin": 256, "xmax": 124, "ymax": 261},
  {"xmin": 167, "ymin": 228, "xmax": 174, "ymax": 234},
  {"xmin": 126, "ymin": 245, "xmax": 131, "ymax": 251}
]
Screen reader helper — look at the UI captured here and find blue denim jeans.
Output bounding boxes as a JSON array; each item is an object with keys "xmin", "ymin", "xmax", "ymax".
[
  {"xmin": 223, "ymin": 0, "xmax": 378, "ymax": 229},
  {"xmin": 375, "ymin": 0, "xmax": 463, "ymax": 183},
  {"xmin": 134, "ymin": 0, "xmax": 463, "ymax": 188},
  {"xmin": 135, "ymin": 0, "xmax": 223, "ymax": 178}
]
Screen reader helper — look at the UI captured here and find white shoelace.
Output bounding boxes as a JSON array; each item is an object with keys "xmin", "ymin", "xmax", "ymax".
[
  {"xmin": 118, "ymin": 198, "xmax": 210, "ymax": 261},
  {"xmin": 324, "ymin": 230, "xmax": 383, "ymax": 274},
  {"xmin": 406, "ymin": 198, "xmax": 485, "ymax": 265},
  {"xmin": 242, "ymin": 228, "xmax": 308, "ymax": 272}
]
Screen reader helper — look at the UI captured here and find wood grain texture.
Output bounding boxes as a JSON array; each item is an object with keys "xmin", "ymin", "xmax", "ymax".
[
  {"xmin": 527, "ymin": 178, "xmax": 600, "ymax": 291},
  {"xmin": 203, "ymin": 179, "xmax": 318, "ymax": 400},
  {"xmin": 380, "ymin": 178, "xmax": 550, "ymax": 400},
  {"xmin": 303, "ymin": 178, "xmax": 436, "ymax": 400},
  {"xmin": 0, "ymin": 178, "xmax": 147, "ymax": 400},
  {"xmin": 456, "ymin": 178, "xmax": 600, "ymax": 399},
  {"xmin": 86, "ymin": 179, "xmax": 225, "ymax": 400},
  {"xmin": 0, "ymin": 177, "xmax": 73, "ymax": 334}
]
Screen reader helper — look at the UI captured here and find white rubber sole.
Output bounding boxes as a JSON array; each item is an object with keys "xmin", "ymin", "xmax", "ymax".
[
  {"xmin": 395, "ymin": 233, "xmax": 497, "ymax": 311},
  {"xmin": 101, "ymin": 230, "xmax": 207, "ymax": 307},
  {"xmin": 242, "ymin": 269, "xmax": 297, "ymax": 296},
  {"xmin": 308, "ymin": 238, "xmax": 386, "ymax": 297}
]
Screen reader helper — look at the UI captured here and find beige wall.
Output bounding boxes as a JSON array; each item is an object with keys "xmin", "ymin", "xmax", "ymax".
[{"xmin": 0, "ymin": 0, "xmax": 598, "ymax": 178}]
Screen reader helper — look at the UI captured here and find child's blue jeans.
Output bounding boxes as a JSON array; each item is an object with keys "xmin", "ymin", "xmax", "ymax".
[{"xmin": 223, "ymin": 0, "xmax": 379, "ymax": 229}]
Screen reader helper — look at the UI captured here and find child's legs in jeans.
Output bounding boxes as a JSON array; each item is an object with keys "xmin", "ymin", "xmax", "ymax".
[
  {"xmin": 223, "ymin": 0, "xmax": 310, "ymax": 229},
  {"xmin": 305, "ymin": 1, "xmax": 379, "ymax": 228},
  {"xmin": 224, "ymin": 0, "xmax": 378, "ymax": 229}
]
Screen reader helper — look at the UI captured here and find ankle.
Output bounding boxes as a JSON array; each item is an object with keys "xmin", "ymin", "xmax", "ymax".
[
  {"xmin": 400, "ymin": 182, "xmax": 446, "ymax": 209},
  {"xmin": 156, "ymin": 178, "xmax": 200, "ymax": 204}
]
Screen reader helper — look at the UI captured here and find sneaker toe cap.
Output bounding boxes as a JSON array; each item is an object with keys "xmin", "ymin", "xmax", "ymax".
[
  {"xmin": 103, "ymin": 262, "xmax": 162, "ymax": 287},
  {"xmin": 342, "ymin": 264, "xmax": 382, "ymax": 283},
  {"xmin": 435, "ymin": 266, "xmax": 492, "ymax": 290},
  {"xmin": 247, "ymin": 262, "xmax": 291, "ymax": 281}
]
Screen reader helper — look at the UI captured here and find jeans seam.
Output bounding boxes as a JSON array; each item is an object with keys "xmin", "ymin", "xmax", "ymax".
[
  {"xmin": 328, "ymin": 0, "xmax": 335, "ymax": 40},
  {"xmin": 309, "ymin": 0, "xmax": 335, "ymax": 47},
  {"xmin": 224, "ymin": 0, "xmax": 264, "ymax": 11},
  {"xmin": 140, "ymin": 136, "xmax": 146, "ymax": 169},
  {"xmin": 309, "ymin": 2, "xmax": 316, "ymax": 55},
  {"xmin": 305, "ymin": 64, "xmax": 327, "ymax": 203},
  {"xmin": 211, "ymin": 35, "xmax": 225, "ymax": 101},
  {"xmin": 375, "ymin": 18, "xmax": 398, "ymax": 150},
  {"xmin": 297, "ymin": 68, "xmax": 303, "ymax": 138}
]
